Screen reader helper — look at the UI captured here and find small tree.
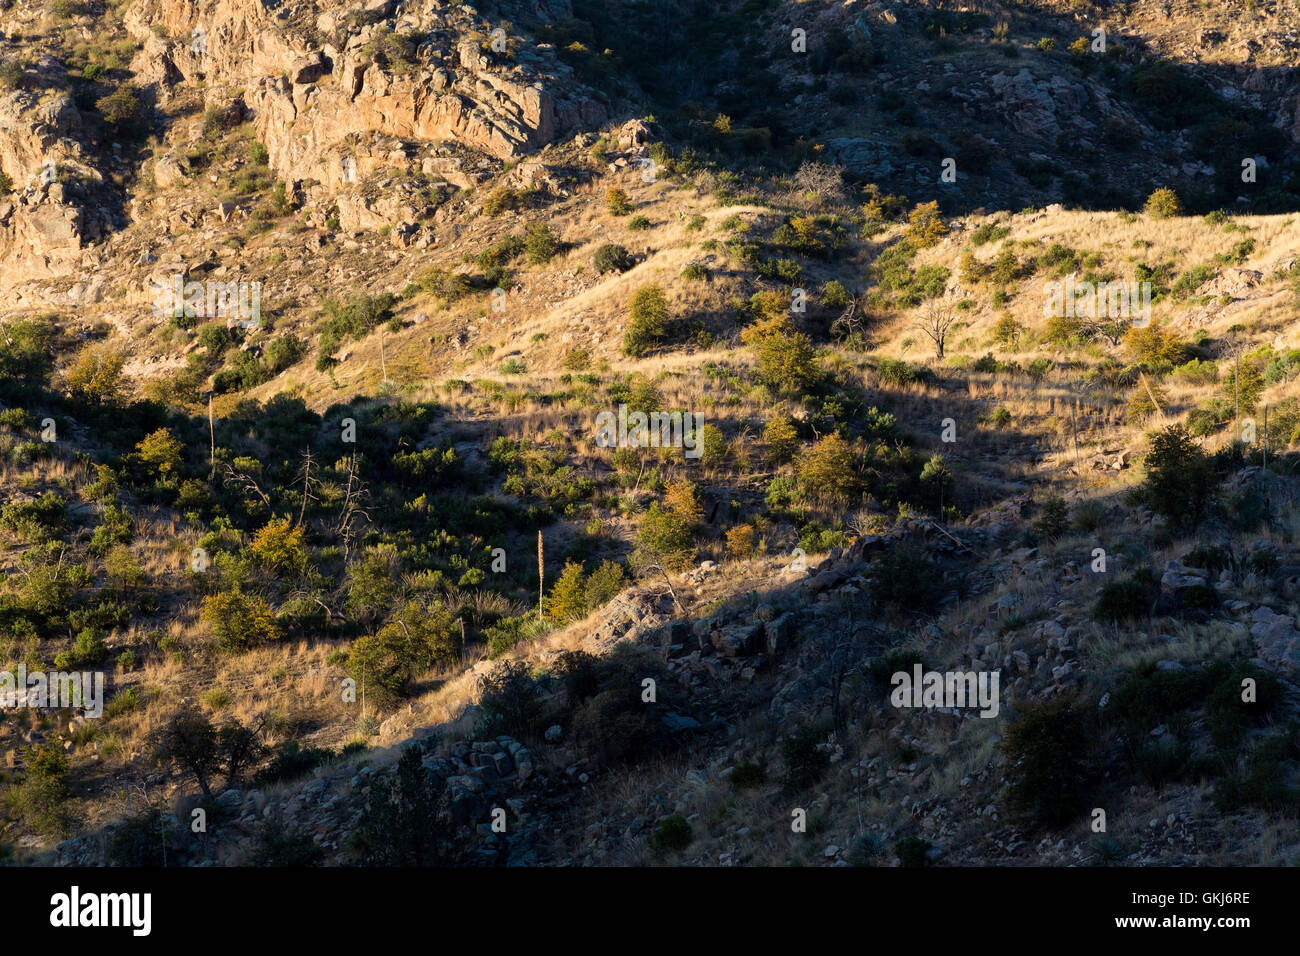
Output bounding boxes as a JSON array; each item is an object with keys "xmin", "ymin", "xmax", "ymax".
[
  {"xmin": 593, "ymin": 243, "xmax": 630, "ymax": 274},
  {"xmin": 65, "ymin": 345, "xmax": 128, "ymax": 405},
  {"xmin": 754, "ymin": 327, "xmax": 820, "ymax": 394},
  {"xmin": 135, "ymin": 428, "xmax": 183, "ymax": 479},
  {"xmin": 202, "ymin": 591, "xmax": 283, "ymax": 652},
  {"xmin": 249, "ymin": 518, "xmax": 310, "ymax": 578},
  {"xmin": 915, "ymin": 301, "xmax": 958, "ymax": 358},
  {"xmin": 634, "ymin": 478, "xmax": 701, "ymax": 571},
  {"xmin": 623, "ymin": 285, "xmax": 668, "ymax": 357},
  {"xmin": 217, "ymin": 718, "xmax": 266, "ymax": 788},
  {"xmin": 1143, "ymin": 424, "xmax": 1220, "ymax": 531},
  {"xmin": 346, "ymin": 602, "xmax": 460, "ymax": 704},
  {"xmin": 906, "ymin": 200, "xmax": 947, "ymax": 247},
  {"xmin": 584, "ymin": 559, "xmax": 627, "ymax": 608},
  {"xmin": 725, "ymin": 523, "xmax": 757, "ymax": 559},
  {"xmin": 1223, "ymin": 360, "xmax": 1267, "ymax": 414},
  {"xmin": 96, "ymin": 83, "xmax": 142, "ymax": 132},
  {"xmin": 796, "ymin": 434, "xmax": 862, "ymax": 503},
  {"xmin": 1125, "ymin": 323, "xmax": 1188, "ymax": 368},
  {"xmin": 763, "ymin": 414, "xmax": 801, "ymax": 464},
  {"xmin": 1144, "ymin": 187, "xmax": 1182, "ymax": 219},
  {"xmin": 524, "ymin": 223, "xmax": 560, "ymax": 264},
  {"xmin": 156, "ymin": 710, "xmax": 219, "ymax": 799},
  {"xmin": 1002, "ymin": 696, "xmax": 1093, "ymax": 829},
  {"xmin": 156, "ymin": 710, "xmax": 266, "ymax": 799},
  {"xmin": 1035, "ymin": 495, "xmax": 1070, "ymax": 539},
  {"xmin": 19, "ymin": 744, "xmax": 72, "ymax": 837},
  {"xmin": 919, "ymin": 453, "xmax": 953, "ymax": 511},
  {"xmin": 355, "ymin": 745, "xmax": 449, "ymax": 865},
  {"xmin": 606, "ymin": 187, "xmax": 634, "ymax": 216},
  {"xmin": 547, "ymin": 560, "xmax": 588, "ymax": 623},
  {"xmin": 993, "ymin": 313, "xmax": 1023, "ymax": 350}
]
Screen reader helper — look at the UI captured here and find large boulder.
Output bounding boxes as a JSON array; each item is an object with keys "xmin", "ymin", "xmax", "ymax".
[{"xmin": 1250, "ymin": 606, "xmax": 1300, "ymax": 673}]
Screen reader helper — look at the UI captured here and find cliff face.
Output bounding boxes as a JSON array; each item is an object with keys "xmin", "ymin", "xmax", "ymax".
[
  {"xmin": 123, "ymin": 0, "xmax": 605, "ymax": 192},
  {"xmin": 0, "ymin": 0, "xmax": 607, "ymax": 285}
]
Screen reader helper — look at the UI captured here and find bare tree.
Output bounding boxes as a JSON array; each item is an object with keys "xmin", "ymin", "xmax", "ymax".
[
  {"xmin": 294, "ymin": 446, "xmax": 319, "ymax": 528},
  {"xmin": 915, "ymin": 301, "xmax": 959, "ymax": 359},
  {"xmin": 830, "ymin": 294, "xmax": 869, "ymax": 346},
  {"xmin": 220, "ymin": 461, "xmax": 272, "ymax": 514},
  {"xmin": 791, "ymin": 160, "xmax": 847, "ymax": 209},
  {"xmin": 336, "ymin": 451, "xmax": 371, "ymax": 566},
  {"xmin": 1084, "ymin": 318, "xmax": 1130, "ymax": 347}
]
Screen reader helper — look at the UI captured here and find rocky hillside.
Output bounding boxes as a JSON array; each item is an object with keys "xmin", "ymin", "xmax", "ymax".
[{"xmin": 0, "ymin": 0, "xmax": 1299, "ymax": 868}]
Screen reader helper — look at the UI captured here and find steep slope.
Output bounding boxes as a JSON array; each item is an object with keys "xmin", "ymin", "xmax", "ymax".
[{"xmin": 0, "ymin": 0, "xmax": 1299, "ymax": 868}]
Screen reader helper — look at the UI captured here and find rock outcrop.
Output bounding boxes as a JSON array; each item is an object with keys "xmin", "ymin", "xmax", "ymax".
[{"xmin": 125, "ymin": 0, "xmax": 607, "ymax": 204}]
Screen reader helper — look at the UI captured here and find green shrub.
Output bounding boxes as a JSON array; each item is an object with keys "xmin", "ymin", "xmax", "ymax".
[
  {"xmin": 606, "ymin": 187, "xmax": 634, "ymax": 216},
  {"xmin": 593, "ymin": 243, "xmax": 631, "ymax": 274},
  {"xmin": 354, "ymin": 745, "xmax": 448, "ymax": 865},
  {"xmin": 781, "ymin": 724, "xmax": 829, "ymax": 791},
  {"xmin": 0, "ymin": 492, "xmax": 66, "ymax": 542},
  {"xmin": 0, "ymin": 59, "xmax": 23, "ymax": 90},
  {"xmin": 1092, "ymin": 568, "xmax": 1158, "ymax": 622},
  {"xmin": 19, "ymin": 745, "xmax": 72, "ymax": 838},
  {"xmin": 650, "ymin": 814, "xmax": 692, "ymax": 854},
  {"xmin": 820, "ymin": 280, "xmax": 852, "ymax": 308},
  {"xmin": 107, "ymin": 808, "xmax": 183, "ymax": 866},
  {"xmin": 623, "ymin": 285, "xmax": 668, "ymax": 357},
  {"xmin": 753, "ymin": 326, "xmax": 820, "ymax": 395},
  {"xmin": 475, "ymin": 660, "xmax": 546, "ymax": 740},
  {"xmin": 96, "ymin": 83, "xmax": 142, "ymax": 132},
  {"xmin": 1071, "ymin": 500, "xmax": 1106, "ymax": 532},
  {"xmin": 89, "ymin": 501, "xmax": 133, "ymax": 556},
  {"xmin": 970, "ymin": 223, "xmax": 1011, "ymax": 246},
  {"xmin": 1211, "ymin": 733, "xmax": 1300, "ymax": 815},
  {"xmin": 1144, "ymin": 187, "xmax": 1182, "ymax": 219},
  {"xmin": 482, "ymin": 187, "xmax": 526, "ymax": 216},
  {"xmin": 418, "ymin": 267, "xmax": 472, "ymax": 302},
  {"xmin": 250, "ymin": 822, "xmax": 326, "ymax": 866},
  {"xmin": 895, "ymin": 836, "xmax": 932, "ymax": 867},
  {"xmin": 876, "ymin": 358, "xmax": 924, "ymax": 387},
  {"xmin": 795, "ymin": 434, "xmax": 861, "ymax": 503},
  {"xmin": 524, "ymin": 223, "xmax": 560, "ymax": 264},
  {"xmin": 584, "ymin": 559, "xmax": 627, "ymax": 608},
  {"xmin": 867, "ymin": 547, "xmax": 942, "ymax": 609},
  {"xmin": 1142, "ymin": 424, "xmax": 1220, "ymax": 531},
  {"xmin": 202, "ymin": 590, "xmax": 283, "ymax": 652},
  {"xmin": 1002, "ymin": 696, "xmax": 1093, "ymax": 829},
  {"xmin": 346, "ymin": 602, "xmax": 460, "ymax": 703},
  {"xmin": 729, "ymin": 755, "xmax": 767, "ymax": 789},
  {"xmin": 1035, "ymin": 495, "xmax": 1070, "ymax": 539},
  {"xmin": 633, "ymin": 479, "xmax": 701, "ymax": 571}
]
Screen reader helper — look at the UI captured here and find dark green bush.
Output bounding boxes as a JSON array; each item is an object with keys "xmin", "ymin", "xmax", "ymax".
[
  {"xmin": 1002, "ymin": 696, "xmax": 1094, "ymax": 829},
  {"xmin": 1092, "ymin": 568, "xmax": 1158, "ymax": 622},
  {"xmin": 650, "ymin": 814, "xmax": 692, "ymax": 854},
  {"xmin": 593, "ymin": 242, "xmax": 630, "ymax": 274},
  {"xmin": 895, "ymin": 836, "xmax": 932, "ymax": 867},
  {"xmin": 354, "ymin": 745, "xmax": 448, "ymax": 865},
  {"xmin": 781, "ymin": 724, "xmax": 829, "ymax": 791}
]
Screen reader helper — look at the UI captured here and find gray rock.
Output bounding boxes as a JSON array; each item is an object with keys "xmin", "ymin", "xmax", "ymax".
[
  {"xmin": 1250, "ymin": 606, "xmax": 1300, "ymax": 672},
  {"xmin": 661, "ymin": 712, "xmax": 701, "ymax": 733}
]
